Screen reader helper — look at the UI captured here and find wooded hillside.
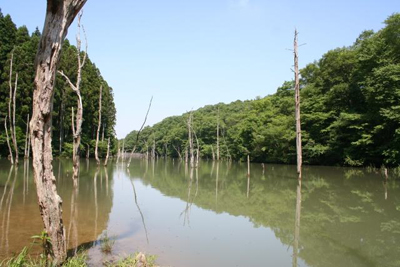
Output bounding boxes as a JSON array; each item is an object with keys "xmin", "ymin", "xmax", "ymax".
[
  {"xmin": 0, "ymin": 10, "xmax": 117, "ymax": 158},
  {"xmin": 125, "ymin": 14, "xmax": 400, "ymax": 167}
]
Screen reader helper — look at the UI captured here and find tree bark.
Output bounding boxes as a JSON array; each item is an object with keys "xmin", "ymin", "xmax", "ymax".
[
  {"xmin": 187, "ymin": 112, "xmax": 195, "ymax": 168},
  {"xmin": 294, "ymin": 29, "xmax": 302, "ymax": 178},
  {"xmin": 30, "ymin": 1, "xmax": 87, "ymax": 264},
  {"xmin": 95, "ymin": 85, "xmax": 102, "ymax": 165},
  {"xmin": 8, "ymin": 51, "xmax": 18, "ymax": 165}
]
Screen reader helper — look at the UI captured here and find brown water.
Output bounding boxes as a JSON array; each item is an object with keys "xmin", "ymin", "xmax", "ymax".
[{"xmin": 0, "ymin": 158, "xmax": 399, "ymax": 267}]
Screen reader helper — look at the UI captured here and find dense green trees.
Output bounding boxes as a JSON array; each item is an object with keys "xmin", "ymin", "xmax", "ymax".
[
  {"xmin": 0, "ymin": 10, "xmax": 117, "ymax": 159},
  {"xmin": 125, "ymin": 13, "xmax": 400, "ymax": 167}
]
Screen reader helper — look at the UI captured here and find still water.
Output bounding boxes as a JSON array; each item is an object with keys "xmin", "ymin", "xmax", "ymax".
[{"xmin": 0, "ymin": 158, "xmax": 399, "ymax": 267}]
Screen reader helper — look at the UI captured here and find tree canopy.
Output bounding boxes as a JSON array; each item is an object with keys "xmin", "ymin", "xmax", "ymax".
[
  {"xmin": 125, "ymin": 13, "xmax": 400, "ymax": 167},
  {"xmin": 0, "ymin": 10, "xmax": 117, "ymax": 158}
]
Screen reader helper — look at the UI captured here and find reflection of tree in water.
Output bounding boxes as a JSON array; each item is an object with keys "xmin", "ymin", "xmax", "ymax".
[
  {"xmin": 128, "ymin": 159, "xmax": 400, "ymax": 267},
  {"xmin": 0, "ymin": 159, "xmax": 114, "ymax": 258}
]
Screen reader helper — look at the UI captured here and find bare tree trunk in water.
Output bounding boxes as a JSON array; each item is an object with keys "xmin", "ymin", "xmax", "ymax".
[
  {"xmin": 95, "ymin": 85, "xmax": 102, "ymax": 165},
  {"xmin": 187, "ymin": 112, "xmax": 195, "ymax": 168},
  {"xmin": 59, "ymin": 89, "xmax": 65, "ymax": 154},
  {"xmin": 58, "ymin": 12, "xmax": 87, "ymax": 180},
  {"xmin": 247, "ymin": 154, "xmax": 250, "ymax": 177},
  {"xmin": 24, "ymin": 114, "xmax": 30, "ymax": 158},
  {"xmin": 211, "ymin": 145, "xmax": 215, "ymax": 161},
  {"xmin": 216, "ymin": 107, "xmax": 220, "ymax": 161},
  {"xmin": 4, "ymin": 117, "xmax": 14, "ymax": 164},
  {"xmin": 294, "ymin": 29, "xmax": 302, "ymax": 178},
  {"xmin": 12, "ymin": 73, "xmax": 18, "ymax": 164},
  {"xmin": 104, "ymin": 137, "xmax": 110, "ymax": 166},
  {"xmin": 30, "ymin": 1, "xmax": 87, "ymax": 264},
  {"xmin": 8, "ymin": 51, "xmax": 18, "ymax": 165}
]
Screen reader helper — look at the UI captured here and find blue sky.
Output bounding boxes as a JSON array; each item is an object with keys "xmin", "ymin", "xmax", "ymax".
[{"xmin": 1, "ymin": 0, "xmax": 398, "ymax": 138}]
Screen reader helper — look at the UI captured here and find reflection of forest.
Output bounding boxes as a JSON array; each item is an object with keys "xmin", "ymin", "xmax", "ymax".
[
  {"xmin": 0, "ymin": 159, "xmax": 114, "ymax": 258},
  {"xmin": 127, "ymin": 159, "xmax": 400, "ymax": 267}
]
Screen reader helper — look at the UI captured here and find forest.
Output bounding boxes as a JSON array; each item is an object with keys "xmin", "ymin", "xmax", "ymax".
[
  {"xmin": 0, "ymin": 10, "xmax": 117, "ymax": 159},
  {"xmin": 125, "ymin": 13, "xmax": 400, "ymax": 167}
]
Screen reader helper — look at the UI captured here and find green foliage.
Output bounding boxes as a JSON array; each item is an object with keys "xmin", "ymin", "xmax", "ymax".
[
  {"xmin": 0, "ymin": 11, "xmax": 117, "ymax": 159},
  {"xmin": 124, "ymin": 13, "xmax": 400, "ymax": 167}
]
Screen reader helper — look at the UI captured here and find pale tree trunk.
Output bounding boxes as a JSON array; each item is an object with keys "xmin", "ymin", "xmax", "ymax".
[
  {"xmin": 58, "ymin": 11, "xmax": 87, "ymax": 179},
  {"xmin": 8, "ymin": 51, "xmax": 18, "ymax": 165},
  {"xmin": 294, "ymin": 29, "xmax": 302, "ymax": 178},
  {"xmin": 211, "ymin": 145, "xmax": 215, "ymax": 161},
  {"xmin": 104, "ymin": 137, "xmax": 110, "ymax": 166},
  {"xmin": 193, "ymin": 127, "xmax": 200, "ymax": 167},
  {"xmin": 216, "ymin": 107, "xmax": 220, "ymax": 161},
  {"xmin": 101, "ymin": 123, "xmax": 105, "ymax": 142},
  {"xmin": 172, "ymin": 144, "xmax": 182, "ymax": 159},
  {"xmin": 247, "ymin": 154, "xmax": 250, "ymax": 177},
  {"xmin": 12, "ymin": 73, "xmax": 18, "ymax": 164},
  {"xmin": 24, "ymin": 114, "xmax": 30, "ymax": 158},
  {"xmin": 95, "ymin": 85, "xmax": 102, "ymax": 165},
  {"xmin": 30, "ymin": 1, "xmax": 87, "ymax": 264},
  {"xmin": 59, "ymin": 89, "xmax": 65, "ymax": 154},
  {"xmin": 4, "ymin": 117, "xmax": 14, "ymax": 164},
  {"xmin": 187, "ymin": 112, "xmax": 195, "ymax": 168}
]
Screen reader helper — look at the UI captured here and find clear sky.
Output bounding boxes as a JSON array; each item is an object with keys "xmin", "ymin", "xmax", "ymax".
[{"xmin": 0, "ymin": 0, "xmax": 398, "ymax": 138}]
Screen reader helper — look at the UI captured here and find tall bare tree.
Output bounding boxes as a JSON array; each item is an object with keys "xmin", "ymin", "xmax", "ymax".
[
  {"xmin": 104, "ymin": 137, "xmax": 110, "ymax": 166},
  {"xmin": 8, "ymin": 51, "xmax": 18, "ymax": 164},
  {"xmin": 95, "ymin": 85, "xmax": 102, "ymax": 165},
  {"xmin": 58, "ymin": 11, "xmax": 88, "ymax": 179},
  {"xmin": 30, "ymin": 1, "xmax": 87, "ymax": 264},
  {"xmin": 216, "ymin": 107, "xmax": 220, "ymax": 161},
  {"xmin": 187, "ymin": 112, "xmax": 195, "ymax": 168},
  {"xmin": 24, "ymin": 114, "xmax": 30, "ymax": 158},
  {"xmin": 294, "ymin": 29, "xmax": 302, "ymax": 178}
]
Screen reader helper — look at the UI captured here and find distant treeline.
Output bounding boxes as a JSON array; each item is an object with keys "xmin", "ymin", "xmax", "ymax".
[
  {"xmin": 125, "ymin": 13, "xmax": 400, "ymax": 167},
  {"xmin": 0, "ymin": 10, "xmax": 117, "ymax": 158}
]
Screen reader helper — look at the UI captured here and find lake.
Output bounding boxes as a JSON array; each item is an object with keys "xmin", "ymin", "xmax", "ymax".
[{"xmin": 0, "ymin": 158, "xmax": 399, "ymax": 267}]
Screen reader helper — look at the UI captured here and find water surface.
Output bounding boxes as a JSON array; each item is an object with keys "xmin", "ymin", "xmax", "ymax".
[{"xmin": 0, "ymin": 159, "xmax": 399, "ymax": 267}]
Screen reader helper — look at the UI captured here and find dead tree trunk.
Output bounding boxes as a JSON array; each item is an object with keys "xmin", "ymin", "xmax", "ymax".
[
  {"xmin": 95, "ymin": 85, "xmax": 102, "ymax": 165},
  {"xmin": 104, "ymin": 137, "xmax": 110, "ymax": 166},
  {"xmin": 4, "ymin": 117, "xmax": 14, "ymax": 164},
  {"xmin": 211, "ymin": 145, "xmax": 215, "ymax": 161},
  {"xmin": 187, "ymin": 112, "xmax": 195, "ymax": 168},
  {"xmin": 247, "ymin": 154, "xmax": 250, "ymax": 177},
  {"xmin": 8, "ymin": 51, "xmax": 18, "ymax": 165},
  {"xmin": 58, "ymin": 12, "xmax": 87, "ymax": 179},
  {"xmin": 24, "ymin": 114, "xmax": 30, "ymax": 158},
  {"xmin": 12, "ymin": 73, "xmax": 18, "ymax": 164},
  {"xmin": 294, "ymin": 29, "xmax": 302, "ymax": 178},
  {"xmin": 216, "ymin": 107, "xmax": 220, "ymax": 161},
  {"xmin": 30, "ymin": 1, "xmax": 86, "ymax": 264}
]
